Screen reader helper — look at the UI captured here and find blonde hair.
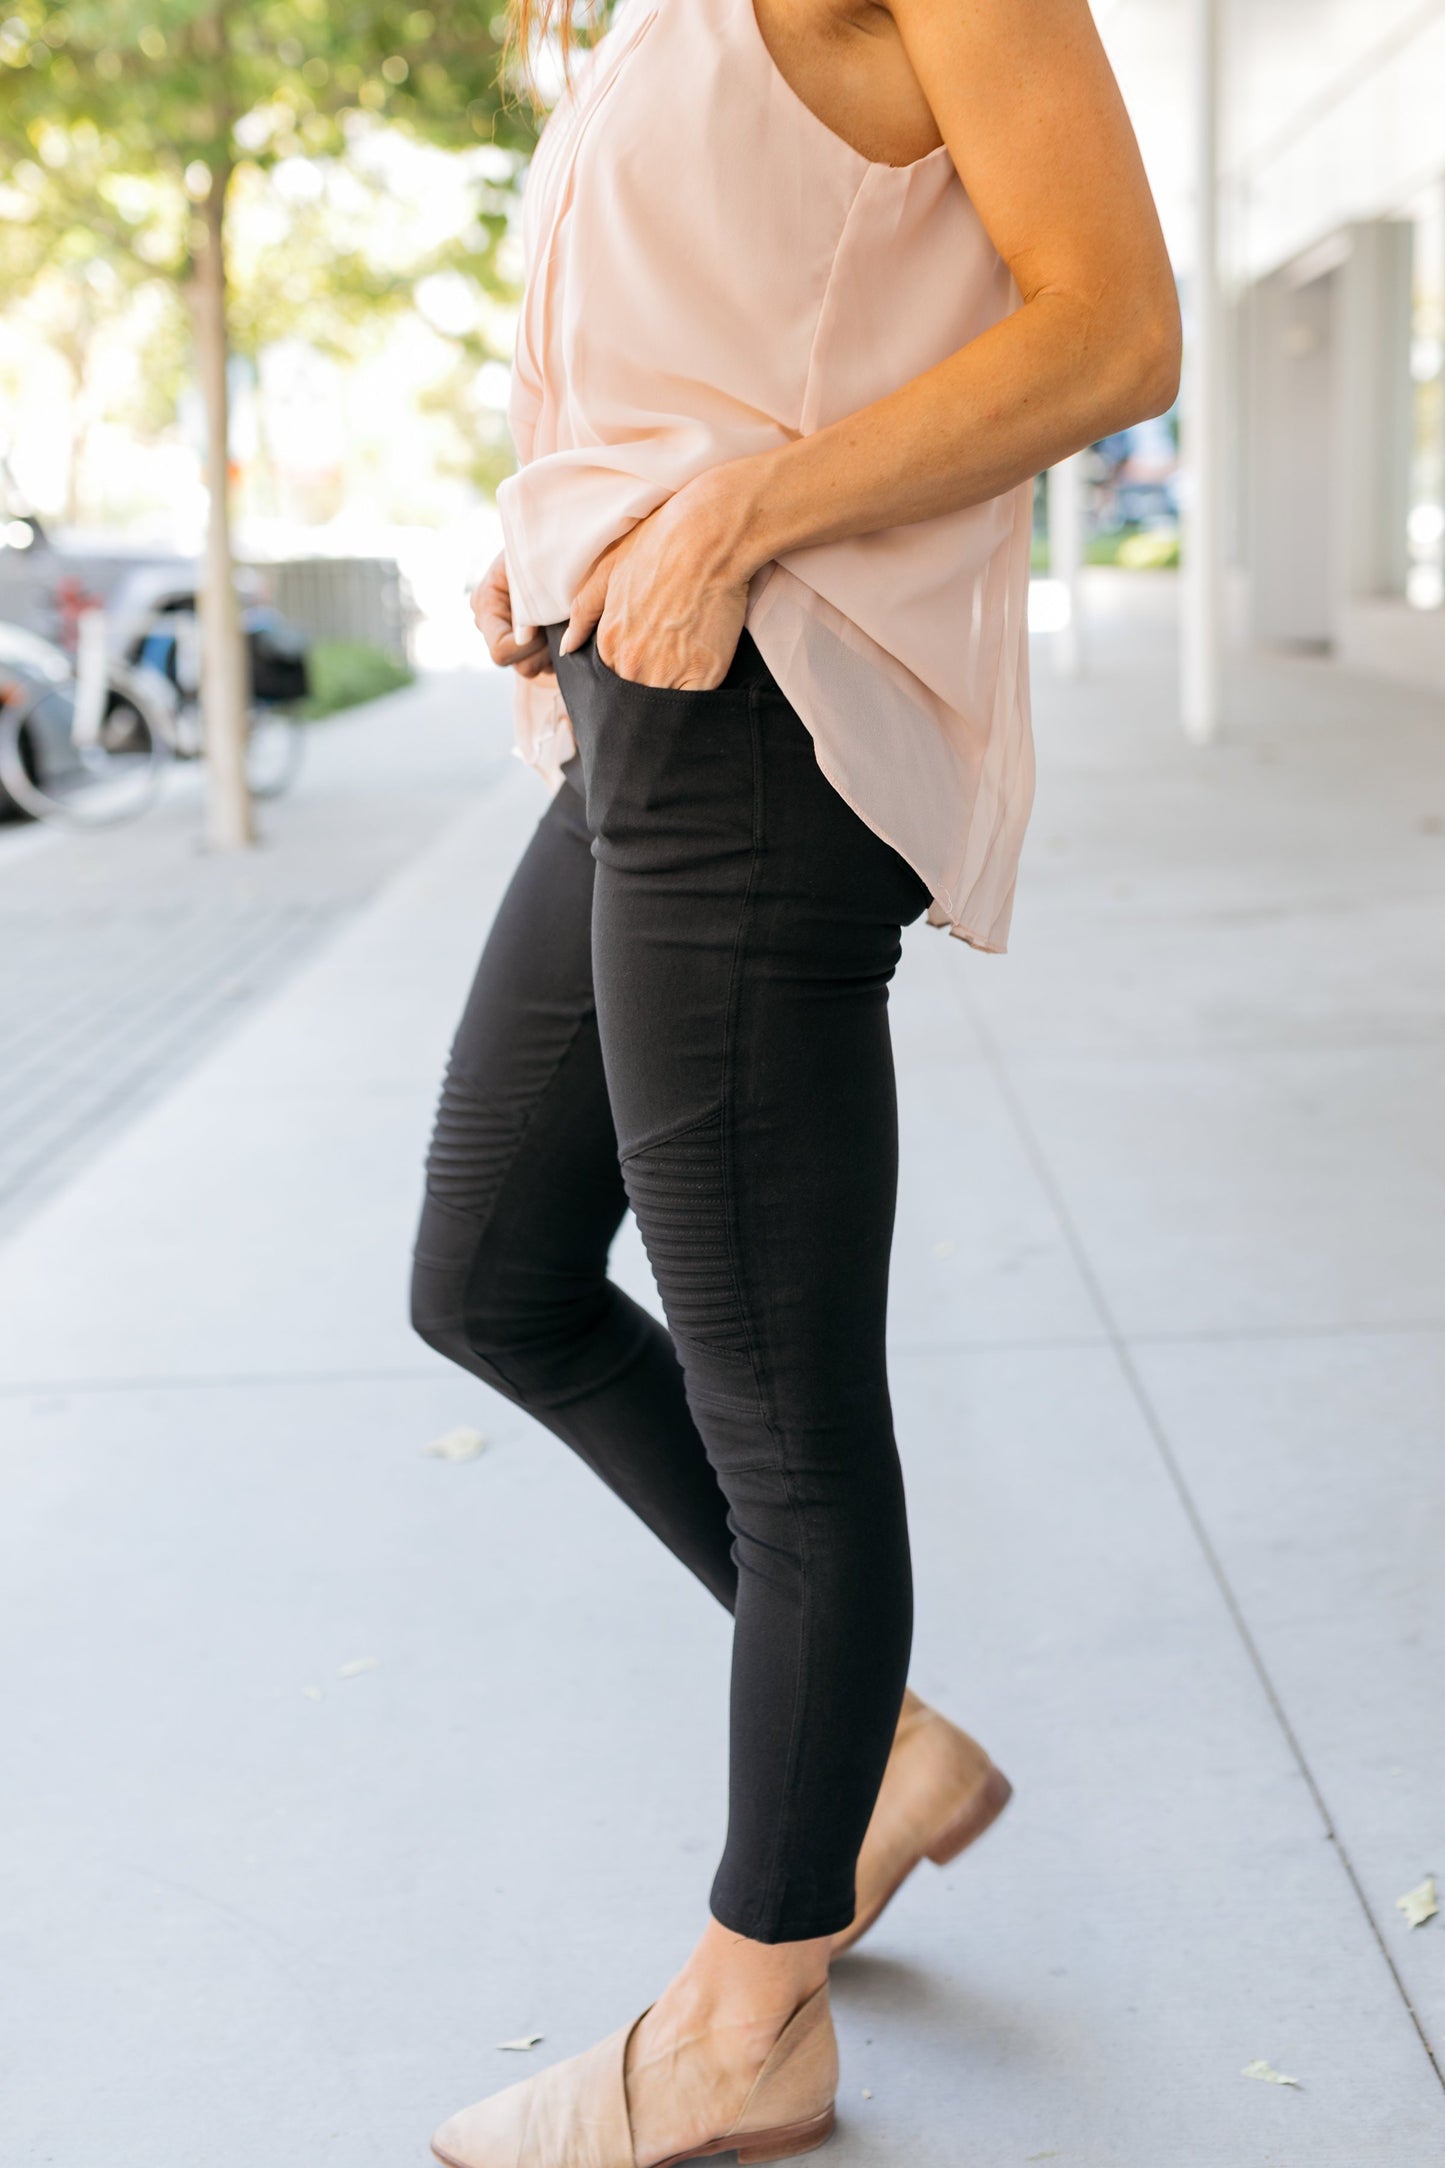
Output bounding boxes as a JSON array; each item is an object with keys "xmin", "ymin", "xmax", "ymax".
[{"xmin": 504, "ymin": 0, "xmax": 604, "ymax": 107}]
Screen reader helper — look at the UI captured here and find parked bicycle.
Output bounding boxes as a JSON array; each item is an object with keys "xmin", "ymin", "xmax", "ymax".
[{"xmin": 0, "ymin": 594, "xmax": 308, "ymax": 828}]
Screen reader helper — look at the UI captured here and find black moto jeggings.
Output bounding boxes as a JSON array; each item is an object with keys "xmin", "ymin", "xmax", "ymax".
[{"xmin": 410, "ymin": 627, "xmax": 932, "ymax": 1940}]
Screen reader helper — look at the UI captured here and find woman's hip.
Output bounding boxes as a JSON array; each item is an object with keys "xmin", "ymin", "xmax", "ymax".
[{"xmin": 548, "ymin": 621, "xmax": 931, "ymax": 938}]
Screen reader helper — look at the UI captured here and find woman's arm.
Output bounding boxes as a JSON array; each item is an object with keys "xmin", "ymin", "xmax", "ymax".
[{"xmin": 563, "ymin": 0, "xmax": 1181, "ymax": 687}]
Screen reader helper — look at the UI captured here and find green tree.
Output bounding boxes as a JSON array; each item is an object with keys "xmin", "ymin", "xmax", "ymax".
[
  {"xmin": 418, "ymin": 335, "xmax": 516, "ymax": 498},
  {"xmin": 0, "ymin": 3, "xmax": 532, "ymax": 848},
  {"xmin": 0, "ymin": 145, "xmax": 180, "ymax": 519}
]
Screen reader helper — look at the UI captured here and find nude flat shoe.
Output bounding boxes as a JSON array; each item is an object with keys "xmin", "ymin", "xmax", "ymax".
[
  {"xmin": 431, "ymin": 1979, "xmax": 839, "ymax": 2168},
  {"xmin": 831, "ymin": 1690, "xmax": 1013, "ymax": 1957}
]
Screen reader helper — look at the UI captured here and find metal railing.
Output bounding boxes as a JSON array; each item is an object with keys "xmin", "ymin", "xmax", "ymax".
[{"xmin": 262, "ymin": 557, "xmax": 414, "ymax": 665}]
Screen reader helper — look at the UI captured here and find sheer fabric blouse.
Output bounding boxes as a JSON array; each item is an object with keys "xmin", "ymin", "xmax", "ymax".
[{"xmin": 497, "ymin": 0, "xmax": 1035, "ymax": 952}]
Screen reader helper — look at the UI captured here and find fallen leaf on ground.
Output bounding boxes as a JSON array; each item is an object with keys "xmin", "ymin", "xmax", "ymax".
[
  {"xmin": 1241, "ymin": 2060, "xmax": 1300, "ymax": 2089},
  {"xmin": 301, "ymin": 1685, "xmax": 323, "ymax": 1701},
  {"xmin": 1397, "ymin": 1876, "xmax": 1439, "ymax": 1929},
  {"xmin": 497, "ymin": 2035, "xmax": 543, "ymax": 2052},
  {"xmin": 426, "ymin": 1427, "xmax": 488, "ymax": 1462},
  {"xmin": 338, "ymin": 1656, "xmax": 381, "ymax": 1678}
]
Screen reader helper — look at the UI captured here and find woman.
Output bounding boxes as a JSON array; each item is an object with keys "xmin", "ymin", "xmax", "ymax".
[{"xmin": 411, "ymin": 0, "xmax": 1179, "ymax": 2156}]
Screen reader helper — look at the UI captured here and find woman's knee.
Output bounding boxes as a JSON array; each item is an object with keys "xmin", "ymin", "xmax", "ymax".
[
  {"xmin": 408, "ymin": 1215, "xmax": 529, "ymax": 1360},
  {"xmin": 408, "ymin": 1243, "xmax": 473, "ymax": 1364},
  {"xmin": 410, "ymin": 1209, "xmax": 624, "ymax": 1404}
]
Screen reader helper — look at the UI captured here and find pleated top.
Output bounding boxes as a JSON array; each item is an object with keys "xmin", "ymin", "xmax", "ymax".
[{"xmin": 497, "ymin": 0, "xmax": 1035, "ymax": 951}]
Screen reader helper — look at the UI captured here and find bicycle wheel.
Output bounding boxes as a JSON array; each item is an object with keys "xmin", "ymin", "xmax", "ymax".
[
  {"xmin": 245, "ymin": 707, "xmax": 305, "ymax": 799},
  {"xmin": 0, "ymin": 680, "xmax": 171, "ymax": 826}
]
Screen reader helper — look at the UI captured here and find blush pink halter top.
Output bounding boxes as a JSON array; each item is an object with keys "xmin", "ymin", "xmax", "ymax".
[{"xmin": 498, "ymin": 0, "xmax": 1036, "ymax": 952}]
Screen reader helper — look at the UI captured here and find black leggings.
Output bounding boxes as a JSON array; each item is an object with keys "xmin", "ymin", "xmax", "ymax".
[{"xmin": 410, "ymin": 628, "xmax": 932, "ymax": 1941}]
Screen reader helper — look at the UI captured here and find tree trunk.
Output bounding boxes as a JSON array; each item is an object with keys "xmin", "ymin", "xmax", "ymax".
[
  {"xmin": 58, "ymin": 342, "xmax": 89, "ymax": 528},
  {"xmin": 190, "ymin": 169, "xmax": 253, "ymax": 849}
]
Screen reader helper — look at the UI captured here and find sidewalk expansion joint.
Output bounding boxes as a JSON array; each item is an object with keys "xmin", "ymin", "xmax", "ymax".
[{"xmin": 960, "ymin": 988, "xmax": 1445, "ymax": 2099}]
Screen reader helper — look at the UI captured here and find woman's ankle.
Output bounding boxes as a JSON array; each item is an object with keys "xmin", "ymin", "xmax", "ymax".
[{"xmin": 652, "ymin": 1920, "xmax": 829, "ymax": 2041}]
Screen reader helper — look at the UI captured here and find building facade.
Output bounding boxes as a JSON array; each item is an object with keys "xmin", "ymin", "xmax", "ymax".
[{"xmin": 1098, "ymin": 0, "xmax": 1445, "ymax": 696}]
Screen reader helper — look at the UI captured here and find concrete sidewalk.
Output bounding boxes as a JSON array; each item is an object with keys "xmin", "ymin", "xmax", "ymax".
[
  {"xmin": 0, "ymin": 666, "xmax": 509, "ymax": 1239},
  {"xmin": 1, "ymin": 574, "xmax": 1442, "ymax": 2165}
]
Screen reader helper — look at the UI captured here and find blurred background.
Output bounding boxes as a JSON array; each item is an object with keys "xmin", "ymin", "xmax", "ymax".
[{"xmin": 1, "ymin": 6, "xmax": 1442, "ymax": 2166}]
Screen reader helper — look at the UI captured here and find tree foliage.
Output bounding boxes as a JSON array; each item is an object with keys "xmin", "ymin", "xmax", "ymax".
[
  {"xmin": 0, "ymin": 1, "xmax": 537, "ymax": 845},
  {"xmin": 0, "ymin": 3, "xmax": 534, "ymax": 177},
  {"xmin": 0, "ymin": 2, "xmax": 533, "ymax": 291}
]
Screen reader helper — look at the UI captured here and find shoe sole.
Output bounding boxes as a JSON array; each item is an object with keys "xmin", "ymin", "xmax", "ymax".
[
  {"xmin": 435, "ymin": 2101, "xmax": 836, "ymax": 2168},
  {"xmin": 652, "ymin": 2102, "xmax": 837, "ymax": 2166},
  {"xmin": 830, "ymin": 1761, "xmax": 1014, "ymax": 1957}
]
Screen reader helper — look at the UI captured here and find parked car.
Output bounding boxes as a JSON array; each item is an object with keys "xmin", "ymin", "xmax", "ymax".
[{"xmin": 0, "ymin": 621, "xmax": 76, "ymax": 820}]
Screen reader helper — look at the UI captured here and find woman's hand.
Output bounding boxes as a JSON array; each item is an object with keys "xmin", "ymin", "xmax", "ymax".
[
  {"xmin": 558, "ymin": 469, "xmax": 759, "ymax": 690},
  {"xmin": 471, "ymin": 551, "xmax": 555, "ymax": 681}
]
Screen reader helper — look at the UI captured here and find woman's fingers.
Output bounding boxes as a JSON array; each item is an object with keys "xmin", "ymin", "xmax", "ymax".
[
  {"xmin": 471, "ymin": 552, "xmax": 549, "ymax": 669},
  {"xmin": 500, "ymin": 626, "xmax": 551, "ymax": 667},
  {"xmin": 557, "ymin": 560, "xmax": 610, "ymax": 656},
  {"xmin": 515, "ymin": 653, "xmax": 558, "ymax": 684},
  {"xmin": 470, "ymin": 553, "xmax": 510, "ymax": 642}
]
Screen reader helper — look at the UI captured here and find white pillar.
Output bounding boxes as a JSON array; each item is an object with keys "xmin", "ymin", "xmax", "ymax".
[
  {"xmin": 1180, "ymin": 0, "xmax": 1223, "ymax": 742},
  {"xmin": 1048, "ymin": 452, "xmax": 1088, "ymax": 676}
]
